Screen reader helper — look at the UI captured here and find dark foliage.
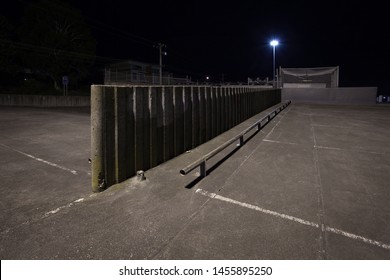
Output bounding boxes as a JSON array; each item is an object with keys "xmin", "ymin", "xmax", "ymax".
[{"xmin": 18, "ymin": 0, "xmax": 96, "ymax": 90}]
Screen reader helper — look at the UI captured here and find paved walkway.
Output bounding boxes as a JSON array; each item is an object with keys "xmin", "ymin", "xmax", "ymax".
[{"xmin": 1, "ymin": 104, "xmax": 389, "ymax": 259}]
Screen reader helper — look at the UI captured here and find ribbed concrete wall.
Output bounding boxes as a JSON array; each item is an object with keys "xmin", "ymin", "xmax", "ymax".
[
  {"xmin": 0, "ymin": 94, "xmax": 90, "ymax": 107},
  {"xmin": 282, "ymin": 87, "xmax": 377, "ymax": 105},
  {"xmin": 91, "ymin": 85, "xmax": 281, "ymax": 191}
]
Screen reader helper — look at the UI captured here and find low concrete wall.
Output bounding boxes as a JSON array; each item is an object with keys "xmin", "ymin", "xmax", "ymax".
[
  {"xmin": 282, "ymin": 87, "xmax": 377, "ymax": 105},
  {"xmin": 0, "ymin": 94, "xmax": 90, "ymax": 107},
  {"xmin": 91, "ymin": 85, "xmax": 281, "ymax": 191}
]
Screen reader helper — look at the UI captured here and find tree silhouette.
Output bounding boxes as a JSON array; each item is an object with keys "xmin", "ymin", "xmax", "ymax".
[
  {"xmin": 19, "ymin": 0, "xmax": 96, "ymax": 90},
  {"xmin": 0, "ymin": 15, "xmax": 19, "ymax": 74}
]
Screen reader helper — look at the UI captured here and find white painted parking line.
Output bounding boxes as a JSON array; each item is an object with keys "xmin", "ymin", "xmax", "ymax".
[
  {"xmin": 313, "ymin": 145, "xmax": 342, "ymax": 151},
  {"xmin": 0, "ymin": 143, "xmax": 78, "ymax": 175},
  {"xmin": 42, "ymin": 197, "xmax": 85, "ymax": 218},
  {"xmin": 196, "ymin": 189, "xmax": 319, "ymax": 228},
  {"xmin": 196, "ymin": 188, "xmax": 390, "ymax": 251},
  {"xmin": 263, "ymin": 139, "xmax": 300, "ymax": 146},
  {"xmin": 326, "ymin": 227, "xmax": 390, "ymax": 251}
]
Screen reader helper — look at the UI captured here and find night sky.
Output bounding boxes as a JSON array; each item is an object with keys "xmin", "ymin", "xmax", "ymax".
[{"xmin": 4, "ymin": 0, "xmax": 389, "ymax": 93}]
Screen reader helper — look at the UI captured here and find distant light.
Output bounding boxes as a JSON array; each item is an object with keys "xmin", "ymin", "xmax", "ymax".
[
  {"xmin": 270, "ymin": 40, "xmax": 279, "ymax": 47},
  {"xmin": 206, "ymin": 76, "xmax": 210, "ymax": 80}
]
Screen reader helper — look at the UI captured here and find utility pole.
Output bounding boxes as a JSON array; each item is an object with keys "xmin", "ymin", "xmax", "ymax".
[{"xmin": 156, "ymin": 43, "xmax": 167, "ymax": 85}]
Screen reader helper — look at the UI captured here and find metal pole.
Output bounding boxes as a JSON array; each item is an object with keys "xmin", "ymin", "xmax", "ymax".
[
  {"xmin": 273, "ymin": 45, "xmax": 276, "ymax": 88},
  {"xmin": 159, "ymin": 43, "xmax": 162, "ymax": 85}
]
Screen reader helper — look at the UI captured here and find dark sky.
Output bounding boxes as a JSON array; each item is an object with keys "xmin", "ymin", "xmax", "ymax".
[{"xmin": 4, "ymin": 0, "xmax": 389, "ymax": 93}]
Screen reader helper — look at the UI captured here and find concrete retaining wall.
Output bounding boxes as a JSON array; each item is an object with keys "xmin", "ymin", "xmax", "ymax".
[
  {"xmin": 91, "ymin": 85, "xmax": 281, "ymax": 191},
  {"xmin": 282, "ymin": 87, "xmax": 377, "ymax": 105},
  {"xmin": 0, "ymin": 94, "xmax": 90, "ymax": 107}
]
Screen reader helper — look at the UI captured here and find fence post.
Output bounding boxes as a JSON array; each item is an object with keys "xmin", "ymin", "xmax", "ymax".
[{"xmin": 200, "ymin": 161, "xmax": 207, "ymax": 177}]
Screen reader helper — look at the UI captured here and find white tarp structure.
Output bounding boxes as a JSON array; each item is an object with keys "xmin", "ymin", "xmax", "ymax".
[{"xmin": 280, "ymin": 66, "xmax": 339, "ymax": 88}]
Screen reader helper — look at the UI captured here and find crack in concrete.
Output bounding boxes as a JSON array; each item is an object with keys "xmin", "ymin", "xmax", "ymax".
[{"xmin": 310, "ymin": 114, "xmax": 329, "ymax": 259}]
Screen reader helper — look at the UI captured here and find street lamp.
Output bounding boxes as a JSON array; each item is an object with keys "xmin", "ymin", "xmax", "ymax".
[{"xmin": 270, "ymin": 40, "xmax": 279, "ymax": 87}]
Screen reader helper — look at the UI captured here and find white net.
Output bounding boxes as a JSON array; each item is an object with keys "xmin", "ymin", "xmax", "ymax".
[{"xmin": 280, "ymin": 66, "xmax": 339, "ymax": 88}]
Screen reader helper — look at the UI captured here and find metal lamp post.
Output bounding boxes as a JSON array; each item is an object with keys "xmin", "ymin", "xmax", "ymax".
[{"xmin": 270, "ymin": 40, "xmax": 279, "ymax": 87}]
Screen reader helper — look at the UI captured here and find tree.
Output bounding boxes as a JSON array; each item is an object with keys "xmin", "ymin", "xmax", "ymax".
[
  {"xmin": 0, "ymin": 15, "xmax": 19, "ymax": 74},
  {"xmin": 19, "ymin": 0, "xmax": 96, "ymax": 90}
]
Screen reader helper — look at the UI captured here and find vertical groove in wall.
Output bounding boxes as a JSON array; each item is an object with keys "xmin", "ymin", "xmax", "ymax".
[
  {"xmin": 149, "ymin": 86, "xmax": 158, "ymax": 168},
  {"xmin": 192, "ymin": 87, "xmax": 200, "ymax": 148},
  {"xmin": 221, "ymin": 87, "xmax": 226, "ymax": 132},
  {"xmin": 115, "ymin": 87, "xmax": 127, "ymax": 183},
  {"xmin": 199, "ymin": 87, "xmax": 206, "ymax": 144},
  {"xmin": 156, "ymin": 87, "xmax": 164, "ymax": 166},
  {"xmin": 183, "ymin": 87, "xmax": 192, "ymax": 151},
  {"xmin": 134, "ymin": 87, "xmax": 148, "ymax": 171},
  {"xmin": 205, "ymin": 87, "xmax": 212, "ymax": 141},
  {"xmin": 174, "ymin": 86, "xmax": 184, "ymax": 156},
  {"xmin": 124, "ymin": 87, "xmax": 135, "ymax": 178},
  {"xmin": 163, "ymin": 86, "xmax": 174, "ymax": 162},
  {"xmin": 104, "ymin": 86, "xmax": 115, "ymax": 187}
]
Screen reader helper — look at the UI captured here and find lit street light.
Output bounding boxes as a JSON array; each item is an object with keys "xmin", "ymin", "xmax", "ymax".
[{"xmin": 270, "ymin": 40, "xmax": 279, "ymax": 87}]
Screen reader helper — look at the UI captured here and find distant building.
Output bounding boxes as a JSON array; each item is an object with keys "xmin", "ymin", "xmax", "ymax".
[{"xmin": 104, "ymin": 60, "xmax": 191, "ymax": 85}]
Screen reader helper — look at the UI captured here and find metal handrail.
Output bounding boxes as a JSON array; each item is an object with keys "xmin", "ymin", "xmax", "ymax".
[{"xmin": 179, "ymin": 100, "xmax": 291, "ymax": 177}]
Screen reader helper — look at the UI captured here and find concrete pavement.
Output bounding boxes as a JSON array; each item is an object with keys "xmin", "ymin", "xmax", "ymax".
[
  {"xmin": 0, "ymin": 107, "xmax": 91, "ymax": 234},
  {"xmin": 0, "ymin": 103, "xmax": 389, "ymax": 259}
]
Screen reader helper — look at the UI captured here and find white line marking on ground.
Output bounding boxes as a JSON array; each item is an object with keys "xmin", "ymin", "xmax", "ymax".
[
  {"xmin": 265, "ymin": 107, "xmax": 291, "ymax": 138},
  {"xmin": 1, "ymin": 196, "xmax": 92, "ymax": 236},
  {"xmin": 196, "ymin": 188, "xmax": 390, "ymax": 251},
  {"xmin": 263, "ymin": 139, "xmax": 300, "ymax": 146},
  {"xmin": 326, "ymin": 227, "xmax": 390, "ymax": 250},
  {"xmin": 196, "ymin": 189, "xmax": 319, "ymax": 228},
  {"xmin": 314, "ymin": 145, "xmax": 342, "ymax": 151},
  {"xmin": 0, "ymin": 143, "xmax": 78, "ymax": 175},
  {"xmin": 46, "ymin": 208, "xmax": 61, "ymax": 215},
  {"xmin": 42, "ymin": 197, "xmax": 85, "ymax": 218},
  {"xmin": 311, "ymin": 124, "xmax": 351, "ymax": 128},
  {"xmin": 195, "ymin": 188, "xmax": 216, "ymax": 199}
]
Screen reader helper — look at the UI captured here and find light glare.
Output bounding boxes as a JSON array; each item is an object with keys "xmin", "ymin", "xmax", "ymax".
[{"xmin": 270, "ymin": 40, "xmax": 279, "ymax": 47}]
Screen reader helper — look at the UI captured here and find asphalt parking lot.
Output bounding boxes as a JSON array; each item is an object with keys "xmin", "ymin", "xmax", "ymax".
[
  {"xmin": 0, "ymin": 107, "xmax": 91, "ymax": 233},
  {"xmin": 0, "ymin": 103, "xmax": 389, "ymax": 259}
]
